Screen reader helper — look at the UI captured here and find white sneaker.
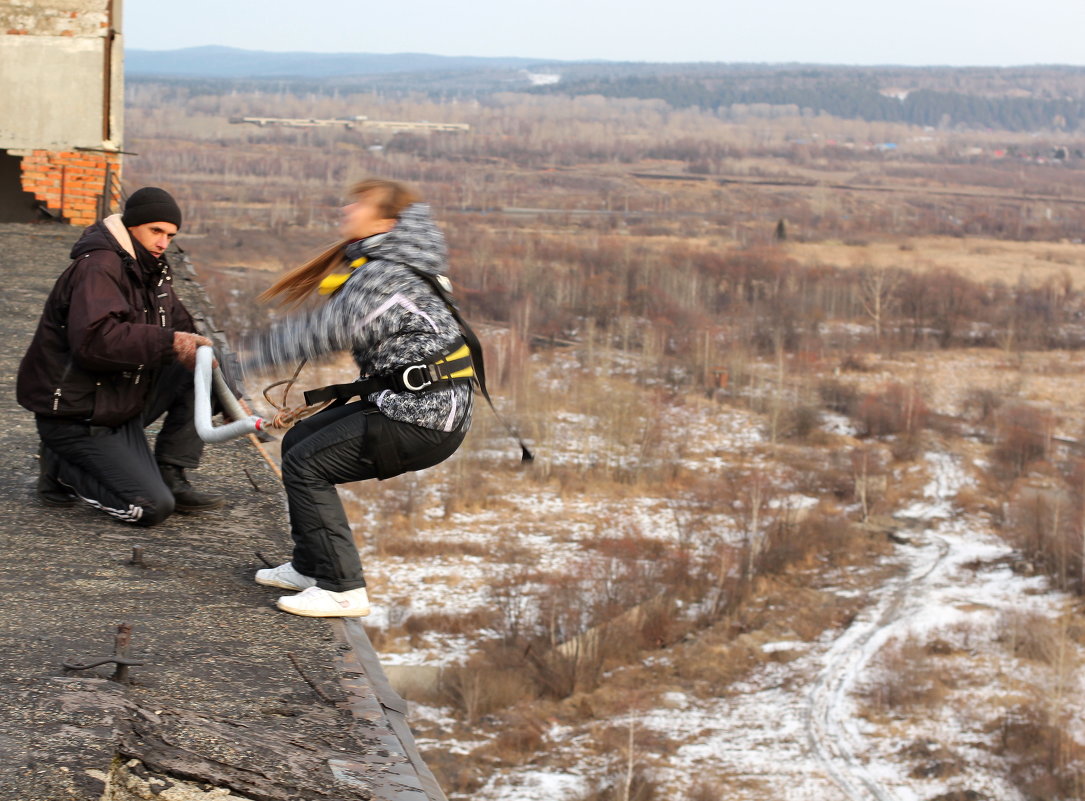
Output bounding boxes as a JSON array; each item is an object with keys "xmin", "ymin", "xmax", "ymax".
[
  {"xmin": 255, "ymin": 562, "xmax": 318, "ymax": 591},
  {"xmin": 276, "ymin": 586, "xmax": 371, "ymax": 618}
]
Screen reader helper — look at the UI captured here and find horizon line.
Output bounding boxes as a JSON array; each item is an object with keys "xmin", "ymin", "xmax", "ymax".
[{"xmin": 122, "ymin": 45, "xmax": 1085, "ymax": 71}]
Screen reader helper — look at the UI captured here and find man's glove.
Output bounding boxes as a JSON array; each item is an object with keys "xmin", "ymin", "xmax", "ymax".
[{"xmin": 173, "ymin": 331, "xmax": 213, "ymax": 370}]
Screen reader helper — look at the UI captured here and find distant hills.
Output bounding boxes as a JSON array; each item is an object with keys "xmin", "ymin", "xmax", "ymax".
[
  {"xmin": 125, "ymin": 47, "xmax": 1085, "ymax": 133},
  {"xmin": 125, "ymin": 45, "xmax": 550, "ymax": 78}
]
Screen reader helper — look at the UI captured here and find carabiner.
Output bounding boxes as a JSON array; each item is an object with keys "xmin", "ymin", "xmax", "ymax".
[{"xmin": 400, "ymin": 364, "xmax": 432, "ymax": 392}]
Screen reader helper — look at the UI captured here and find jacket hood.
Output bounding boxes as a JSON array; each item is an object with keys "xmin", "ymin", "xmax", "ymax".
[
  {"xmin": 70, "ymin": 214, "xmax": 136, "ymax": 261},
  {"xmin": 70, "ymin": 214, "xmax": 166, "ymax": 279},
  {"xmin": 348, "ymin": 203, "xmax": 448, "ymax": 277}
]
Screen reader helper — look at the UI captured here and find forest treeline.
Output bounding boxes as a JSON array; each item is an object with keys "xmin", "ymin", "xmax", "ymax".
[
  {"xmin": 539, "ymin": 74, "xmax": 1085, "ymax": 133},
  {"xmin": 131, "ymin": 62, "xmax": 1085, "ymax": 134}
]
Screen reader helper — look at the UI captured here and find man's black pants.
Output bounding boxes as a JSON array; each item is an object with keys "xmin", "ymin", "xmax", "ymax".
[
  {"xmin": 280, "ymin": 401, "xmax": 466, "ymax": 592},
  {"xmin": 36, "ymin": 361, "xmax": 205, "ymax": 526}
]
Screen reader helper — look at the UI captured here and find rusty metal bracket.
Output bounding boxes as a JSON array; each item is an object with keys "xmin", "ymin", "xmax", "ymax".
[{"xmin": 63, "ymin": 623, "xmax": 145, "ymax": 682}]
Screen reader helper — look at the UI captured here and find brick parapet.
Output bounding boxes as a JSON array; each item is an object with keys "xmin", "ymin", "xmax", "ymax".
[{"xmin": 18, "ymin": 150, "xmax": 122, "ymax": 227}]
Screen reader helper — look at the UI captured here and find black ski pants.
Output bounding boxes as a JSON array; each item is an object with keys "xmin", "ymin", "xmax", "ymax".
[
  {"xmin": 279, "ymin": 401, "xmax": 466, "ymax": 592},
  {"xmin": 36, "ymin": 361, "xmax": 205, "ymax": 526}
]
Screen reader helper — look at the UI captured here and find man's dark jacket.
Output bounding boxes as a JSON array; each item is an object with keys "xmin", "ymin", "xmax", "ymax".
[{"xmin": 17, "ymin": 215, "xmax": 195, "ymax": 427}]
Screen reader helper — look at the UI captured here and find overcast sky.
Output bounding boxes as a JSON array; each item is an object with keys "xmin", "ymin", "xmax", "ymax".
[{"xmin": 125, "ymin": 0, "xmax": 1085, "ymax": 66}]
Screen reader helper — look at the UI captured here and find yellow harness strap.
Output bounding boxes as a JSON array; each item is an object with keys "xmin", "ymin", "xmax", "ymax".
[
  {"xmin": 433, "ymin": 343, "xmax": 475, "ymax": 379},
  {"xmin": 318, "ymin": 257, "xmax": 367, "ymax": 295}
]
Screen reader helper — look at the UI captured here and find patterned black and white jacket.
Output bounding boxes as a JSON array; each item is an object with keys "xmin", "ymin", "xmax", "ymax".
[{"xmin": 245, "ymin": 203, "xmax": 472, "ymax": 433}]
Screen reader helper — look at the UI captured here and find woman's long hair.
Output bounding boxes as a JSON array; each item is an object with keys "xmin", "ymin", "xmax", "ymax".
[{"xmin": 259, "ymin": 179, "xmax": 421, "ymax": 308}]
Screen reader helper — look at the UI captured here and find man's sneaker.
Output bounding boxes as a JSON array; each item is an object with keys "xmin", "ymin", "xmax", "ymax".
[
  {"xmin": 276, "ymin": 586, "xmax": 370, "ymax": 618},
  {"xmin": 255, "ymin": 562, "xmax": 318, "ymax": 591},
  {"xmin": 158, "ymin": 463, "xmax": 225, "ymax": 513}
]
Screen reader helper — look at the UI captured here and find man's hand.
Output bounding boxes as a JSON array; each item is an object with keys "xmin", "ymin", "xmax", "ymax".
[{"xmin": 173, "ymin": 331, "xmax": 213, "ymax": 370}]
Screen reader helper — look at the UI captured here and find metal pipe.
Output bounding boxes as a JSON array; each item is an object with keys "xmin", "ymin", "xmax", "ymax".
[{"xmin": 194, "ymin": 346, "xmax": 264, "ymax": 443}]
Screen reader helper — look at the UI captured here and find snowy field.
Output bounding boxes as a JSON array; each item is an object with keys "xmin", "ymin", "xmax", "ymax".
[{"xmin": 431, "ymin": 449, "xmax": 1081, "ymax": 800}]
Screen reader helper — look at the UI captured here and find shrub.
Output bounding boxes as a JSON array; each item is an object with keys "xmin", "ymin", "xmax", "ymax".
[
  {"xmin": 992, "ymin": 706, "xmax": 1085, "ymax": 801},
  {"xmin": 849, "ymin": 445, "xmax": 892, "ymax": 520},
  {"xmin": 579, "ymin": 769, "xmax": 660, "ymax": 801},
  {"xmin": 490, "ymin": 710, "xmax": 547, "ymax": 758},
  {"xmin": 423, "ymin": 750, "xmax": 484, "ymax": 797},
  {"xmin": 992, "ymin": 403, "xmax": 1054, "ymax": 478},
  {"xmin": 854, "ymin": 381, "xmax": 929, "ymax": 438},
  {"xmin": 839, "ymin": 353, "xmax": 871, "ymax": 372},
  {"xmin": 860, "ymin": 635, "xmax": 953, "ymax": 714},
  {"xmin": 440, "ymin": 666, "xmax": 534, "ymax": 722},
  {"xmin": 778, "ymin": 402, "xmax": 824, "ymax": 441},
  {"xmin": 1005, "ymin": 482, "xmax": 1080, "ymax": 592},
  {"xmin": 376, "ymin": 536, "xmax": 494, "ymax": 559},
  {"xmin": 996, "ymin": 609, "xmax": 1065, "ymax": 664},
  {"xmin": 961, "ymin": 386, "xmax": 1003, "ymax": 424},
  {"xmin": 900, "ymin": 739, "xmax": 961, "ymax": 780},
  {"xmin": 403, "ymin": 608, "xmax": 503, "ymax": 638},
  {"xmin": 686, "ymin": 781, "xmax": 724, "ymax": 801}
]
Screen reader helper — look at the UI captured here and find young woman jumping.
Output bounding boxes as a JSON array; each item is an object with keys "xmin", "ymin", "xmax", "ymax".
[{"xmin": 244, "ymin": 179, "xmax": 473, "ymax": 618}]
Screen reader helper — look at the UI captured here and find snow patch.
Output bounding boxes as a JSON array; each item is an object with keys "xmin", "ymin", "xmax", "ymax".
[{"xmin": 524, "ymin": 71, "xmax": 561, "ymax": 86}]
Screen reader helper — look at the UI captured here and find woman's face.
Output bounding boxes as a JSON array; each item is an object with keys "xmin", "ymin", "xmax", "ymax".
[{"xmin": 340, "ymin": 190, "xmax": 396, "ymax": 240}]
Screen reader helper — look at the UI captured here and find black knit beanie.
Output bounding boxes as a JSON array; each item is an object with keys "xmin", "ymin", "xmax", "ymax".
[{"xmin": 122, "ymin": 187, "xmax": 183, "ymax": 229}]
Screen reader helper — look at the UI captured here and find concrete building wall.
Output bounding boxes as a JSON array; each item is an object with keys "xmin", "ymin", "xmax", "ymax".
[{"xmin": 0, "ymin": 0, "xmax": 123, "ymax": 225}]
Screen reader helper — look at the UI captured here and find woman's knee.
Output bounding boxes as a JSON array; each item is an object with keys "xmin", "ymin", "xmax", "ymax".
[
  {"xmin": 280, "ymin": 422, "xmax": 317, "ymax": 458},
  {"xmin": 280, "ymin": 426, "xmax": 302, "ymax": 457},
  {"xmin": 280, "ymin": 450, "xmax": 321, "ymax": 490}
]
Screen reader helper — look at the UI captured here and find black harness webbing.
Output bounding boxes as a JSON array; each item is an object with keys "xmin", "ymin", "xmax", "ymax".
[
  {"xmin": 303, "ymin": 341, "xmax": 474, "ymax": 404},
  {"xmin": 304, "ymin": 268, "xmax": 533, "ymax": 462}
]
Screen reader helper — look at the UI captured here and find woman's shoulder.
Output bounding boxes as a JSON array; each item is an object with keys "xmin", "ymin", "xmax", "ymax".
[{"xmin": 353, "ymin": 257, "xmax": 434, "ymax": 290}]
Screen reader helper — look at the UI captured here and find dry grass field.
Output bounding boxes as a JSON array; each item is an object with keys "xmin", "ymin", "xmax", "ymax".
[{"xmin": 788, "ymin": 236, "xmax": 1085, "ymax": 287}]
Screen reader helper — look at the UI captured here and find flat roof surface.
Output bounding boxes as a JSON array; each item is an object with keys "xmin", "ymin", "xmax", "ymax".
[{"xmin": 0, "ymin": 223, "xmax": 443, "ymax": 801}]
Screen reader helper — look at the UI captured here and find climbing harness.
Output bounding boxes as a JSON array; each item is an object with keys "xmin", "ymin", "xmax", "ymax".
[
  {"xmin": 304, "ymin": 265, "xmax": 533, "ymax": 462},
  {"xmin": 415, "ymin": 269, "xmax": 534, "ymax": 462},
  {"xmin": 193, "ymin": 263, "xmax": 533, "ymax": 463},
  {"xmin": 301, "ymin": 339, "xmax": 475, "ymax": 405}
]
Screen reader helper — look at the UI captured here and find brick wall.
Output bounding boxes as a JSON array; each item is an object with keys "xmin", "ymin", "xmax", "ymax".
[{"xmin": 19, "ymin": 149, "xmax": 121, "ymax": 227}]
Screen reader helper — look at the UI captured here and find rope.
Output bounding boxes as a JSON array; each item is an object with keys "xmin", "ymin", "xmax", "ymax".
[{"xmin": 260, "ymin": 359, "xmax": 332, "ymax": 430}]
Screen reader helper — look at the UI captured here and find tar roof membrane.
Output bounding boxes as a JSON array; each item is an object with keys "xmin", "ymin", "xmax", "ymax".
[{"xmin": 0, "ymin": 223, "xmax": 444, "ymax": 801}]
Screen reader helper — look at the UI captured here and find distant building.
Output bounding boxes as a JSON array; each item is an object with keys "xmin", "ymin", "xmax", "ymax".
[
  {"xmin": 0, "ymin": 0, "xmax": 123, "ymax": 225},
  {"xmin": 229, "ymin": 116, "xmax": 471, "ymax": 134}
]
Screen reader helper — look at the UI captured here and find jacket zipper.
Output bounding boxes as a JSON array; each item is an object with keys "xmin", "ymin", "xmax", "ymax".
[
  {"xmin": 157, "ymin": 290, "xmax": 169, "ymax": 328},
  {"xmin": 52, "ymin": 359, "xmax": 74, "ymax": 412}
]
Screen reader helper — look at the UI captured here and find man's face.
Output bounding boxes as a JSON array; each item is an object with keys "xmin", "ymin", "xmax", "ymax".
[{"xmin": 128, "ymin": 221, "xmax": 178, "ymax": 258}]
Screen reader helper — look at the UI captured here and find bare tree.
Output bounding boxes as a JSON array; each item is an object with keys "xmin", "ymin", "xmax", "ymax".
[{"xmin": 859, "ymin": 267, "xmax": 901, "ymax": 348}]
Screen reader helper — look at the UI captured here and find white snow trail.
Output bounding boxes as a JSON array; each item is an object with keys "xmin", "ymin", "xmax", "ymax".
[{"xmin": 805, "ymin": 531, "xmax": 950, "ymax": 801}]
